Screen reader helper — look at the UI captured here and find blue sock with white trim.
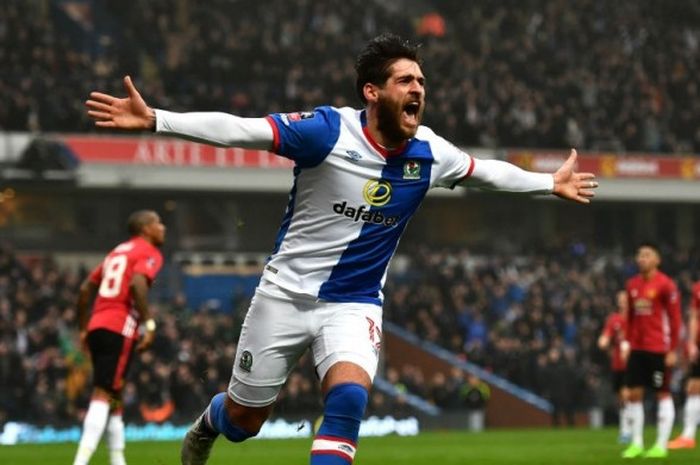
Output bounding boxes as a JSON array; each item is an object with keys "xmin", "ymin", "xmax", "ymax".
[
  {"xmin": 207, "ymin": 392, "xmax": 255, "ymax": 443},
  {"xmin": 310, "ymin": 383, "xmax": 368, "ymax": 464}
]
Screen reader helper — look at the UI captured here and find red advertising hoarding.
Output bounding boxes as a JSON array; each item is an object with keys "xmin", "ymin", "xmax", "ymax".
[
  {"xmin": 507, "ymin": 150, "xmax": 700, "ymax": 180},
  {"xmin": 58, "ymin": 135, "xmax": 700, "ymax": 179},
  {"xmin": 59, "ymin": 135, "xmax": 294, "ymax": 169}
]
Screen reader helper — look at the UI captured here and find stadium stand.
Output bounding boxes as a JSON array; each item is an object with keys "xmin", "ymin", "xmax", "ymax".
[
  {"xmin": 0, "ymin": 243, "xmax": 426, "ymax": 425},
  {"xmin": 1, "ymin": 0, "xmax": 698, "ymax": 153},
  {"xmin": 384, "ymin": 243, "xmax": 700, "ymax": 418},
  {"xmin": 2, "ymin": 240, "xmax": 697, "ymax": 426},
  {"xmin": 2, "ymin": 0, "xmax": 700, "ymax": 434}
]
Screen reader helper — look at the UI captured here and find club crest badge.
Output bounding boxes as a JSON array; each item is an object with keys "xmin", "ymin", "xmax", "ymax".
[
  {"xmin": 403, "ymin": 160, "xmax": 420, "ymax": 180},
  {"xmin": 239, "ymin": 350, "xmax": 253, "ymax": 372}
]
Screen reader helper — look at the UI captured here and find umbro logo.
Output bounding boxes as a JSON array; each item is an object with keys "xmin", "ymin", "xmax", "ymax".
[{"xmin": 345, "ymin": 150, "xmax": 363, "ymax": 162}]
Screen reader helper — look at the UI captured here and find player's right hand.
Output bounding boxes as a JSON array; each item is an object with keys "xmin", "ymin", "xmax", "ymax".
[
  {"xmin": 86, "ymin": 76, "xmax": 156, "ymax": 130},
  {"xmin": 136, "ymin": 329, "xmax": 156, "ymax": 352}
]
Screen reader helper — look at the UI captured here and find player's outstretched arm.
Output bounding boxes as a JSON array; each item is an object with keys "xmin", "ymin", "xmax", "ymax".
[
  {"xmin": 461, "ymin": 150, "xmax": 598, "ymax": 203},
  {"xmin": 86, "ymin": 75, "xmax": 274, "ymax": 150},
  {"xmin": 464, "ymin": 149, "xmax": 597, "ymax": 203}
]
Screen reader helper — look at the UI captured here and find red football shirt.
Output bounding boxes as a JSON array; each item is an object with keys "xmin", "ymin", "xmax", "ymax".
[
  {"xmin": 87, "ymin": 237, "xmax": 163, "ymax": 339},
  {"xmin": 691, "ymin": 281, "xmax": 700, "ymax": 343},
  {"xmin": 626, "ymin": 271, "xmax": 681, "ymax": 353},
  {"xmin": 602, "ymin": 313, "xmax": 627, "ymax": 371}
]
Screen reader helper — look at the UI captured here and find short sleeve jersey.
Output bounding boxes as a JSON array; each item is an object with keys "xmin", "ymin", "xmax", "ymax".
[
  {"xmin": 264, "ymin": 106, "xmax": 474, "ymax": 305},
  {"xmin": 601, "ymin": 313, "xmax": 627, "ymax": 371},
  {"xmin": 87, "ymin": 237, "xmax": 163, "ymax": 338},
  {"xmin": 625, "ymin": 271, "xmax": 681, "ymax": 353}
]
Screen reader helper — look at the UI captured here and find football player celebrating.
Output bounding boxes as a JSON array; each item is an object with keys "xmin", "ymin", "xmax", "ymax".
[{"xmin": 86, "ymin": 34, "xmax": 597, "ymax": 465}]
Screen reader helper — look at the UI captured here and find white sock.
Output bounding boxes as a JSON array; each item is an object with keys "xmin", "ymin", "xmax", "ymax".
[
  {"xmin": 656, "ymin": 397, "xmax": 675, "ymax": 449},
  {"xmin": 620, "ymin": 404, "xmax": 632, "ymax": 437},
  {"xmin": 107, "ymin": 414, "xmax": 127, "ymax": 465},
  {"xmin": 629, "ymin": 401, "xmax": 645, "ymax": 448},
  {"xmin": 681, "ymin": 395, "xmax": 700, "ymax": 439},
  {"xmin": 73, "ymin": 400, "xmax": 110, "ymax": 465}
]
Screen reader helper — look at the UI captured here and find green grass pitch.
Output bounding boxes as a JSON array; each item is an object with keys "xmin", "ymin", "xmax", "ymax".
[{"xmin": 2, "ymin": 429, "xmax": 699, "ymax": 464}]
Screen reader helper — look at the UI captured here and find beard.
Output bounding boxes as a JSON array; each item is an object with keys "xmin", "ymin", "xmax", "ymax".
[{"xmin": 376, "ymin": 95, "xmax": 421, "ymax": 146}]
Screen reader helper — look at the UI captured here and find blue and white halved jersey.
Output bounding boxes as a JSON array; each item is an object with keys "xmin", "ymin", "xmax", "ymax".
[{"xmin": 264, "ymin": 106, "xmax": 473, "ymax": 305}]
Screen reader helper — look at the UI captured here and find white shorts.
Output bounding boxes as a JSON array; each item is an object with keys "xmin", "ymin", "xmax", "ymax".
[{"xmin": 228, "ymin": 278, "xmax": 383, "ymax": 407}]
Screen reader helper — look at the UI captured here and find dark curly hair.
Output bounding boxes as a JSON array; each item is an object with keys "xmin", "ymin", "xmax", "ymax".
[{"xmin": 355, "ymin": 33, "xmax": 421, "ymax": 104}]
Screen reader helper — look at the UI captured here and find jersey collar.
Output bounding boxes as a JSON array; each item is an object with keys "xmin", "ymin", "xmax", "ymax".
[
  {"xmin": 132, "ymin": 235, "xmax": 157, "ymax": 252},
  {"xmin": 360, "ymin": 110, "xmax": 408, "ymax": 158}
]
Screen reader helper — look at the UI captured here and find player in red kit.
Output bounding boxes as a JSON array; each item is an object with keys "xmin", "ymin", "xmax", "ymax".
[
  {"xmin": 598, "ymin": 290, "xmax": 631, "ymax": 444},
  {"xmin": 621, "ymin": 244, "xmax": 681, "ymax": 459},
  {"xmin": 668, "ymin": 280, "xmax": 700, "ymax": 449},
  {"xmin": 72, "ymin": 210, "xmax": 165, "ymax": 465}
]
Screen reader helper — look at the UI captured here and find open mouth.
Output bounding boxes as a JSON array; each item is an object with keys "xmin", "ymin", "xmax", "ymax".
[{"xmin": 402, "ymin": 101, "xmax": 421, "ymax": 126}]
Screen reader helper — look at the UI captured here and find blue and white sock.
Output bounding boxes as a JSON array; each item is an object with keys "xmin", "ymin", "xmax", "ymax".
[{"xmin": 310, "ymin": 383, "xmax": 368, "ymax": 465}]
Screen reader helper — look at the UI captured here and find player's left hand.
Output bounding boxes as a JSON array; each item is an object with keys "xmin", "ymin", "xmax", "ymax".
[
  {"xmin": 665, "ymin": 350, "xmax": 678, "ymax": 367},
  {"xmin": 552, "ymin": 149, "xmax": 598, "ymax": 204},
  {"xmin": 136, "ymin": 330, "xmax": 155, "ymax": 352}
]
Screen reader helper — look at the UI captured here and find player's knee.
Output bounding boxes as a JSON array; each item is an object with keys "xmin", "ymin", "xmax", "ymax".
[
  {"xmin": 688, "ymin": 380, "xmax": 700, "ymax": 395},
  {"xmin": 627, "ymin": 388, "xmax": 643, "ymax": 402},
  {"xmin": 93, "ymin": 386, "xmax": 118, "ymax": 406},
  {"xmin": 210, "ymin": 392, "xmax": 259, "ymax": 442},
  {"xmin": 319, "ymin": 383, "xmax": 368, "ymax": 439},
  {"xmin": 226, "ymin": 396, "xmax": 271, "ymax": 437}
]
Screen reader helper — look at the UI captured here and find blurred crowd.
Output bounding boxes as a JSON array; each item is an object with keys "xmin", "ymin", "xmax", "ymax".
[
  {"xmin": 0, "ymin": 243, "xmax": 331, "ymax": 426},
  {"xmin": 1, "ymin": 0, "xmax": 699, "ymax": 153},
  {"xmin": 384, "ymin": 243, "xmax": 700, "ymax": 423},
  {"xmin": 0, "ymin": 242, "xmax": 466, "ymax": 427},
  {"xmin": 385, "ymin": 364, "xmax": 490, "ymax": 414},
  {"xmin": 2, "ymin": 241, "xmax": 698, "ymax": 427}
]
